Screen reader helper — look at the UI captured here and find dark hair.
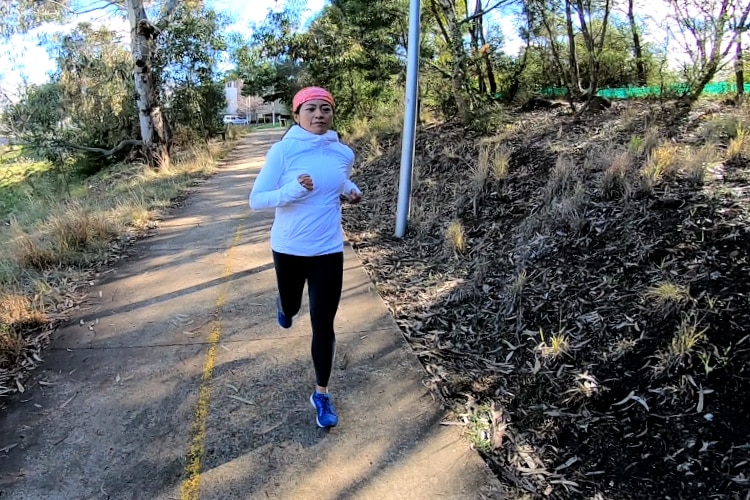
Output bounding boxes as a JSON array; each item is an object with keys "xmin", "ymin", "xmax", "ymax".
[{"xmin": 280, "ymin": 123, "xmax": 298, "ymax": 139}]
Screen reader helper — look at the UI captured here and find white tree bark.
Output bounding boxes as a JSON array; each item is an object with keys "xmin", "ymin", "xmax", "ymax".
[{"xmin": 126, "ymin": 0, "xmax": 173, "ymax": 169}]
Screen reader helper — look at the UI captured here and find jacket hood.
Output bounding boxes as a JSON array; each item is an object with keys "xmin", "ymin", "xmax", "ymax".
[{"xmin": 282, "ymin": 125, "xmax": 340, "ymax": 145}]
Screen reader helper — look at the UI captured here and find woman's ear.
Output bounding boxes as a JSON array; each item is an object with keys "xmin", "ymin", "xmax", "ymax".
[{"xmin": 293, "ymin": 113, "xmax": 300, "ymax": 124}]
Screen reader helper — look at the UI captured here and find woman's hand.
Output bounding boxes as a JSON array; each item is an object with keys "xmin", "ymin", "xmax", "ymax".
[
  {"xmin": 347, "ymin": 190, "xmax": 361, "ymax": 204},
  {"xmin": 298, "ymin": 174, "xmax": 314, "ymax": 191}
]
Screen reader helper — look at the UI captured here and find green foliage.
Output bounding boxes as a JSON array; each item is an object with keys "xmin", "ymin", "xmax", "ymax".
[
  {"xmin": 3, "ymin": 24, "xmax": 137, "ymax": 172},
  {"xmin": 155, "ymin": 5, "xmax": 229, "ymax": 139},
  {"xmin": 0, "ymin": 0, "xmax": 68, "ymax": 37},
  {"xmin": 232, "ymin": 0, "xmax": 406, "ymax": 128}
]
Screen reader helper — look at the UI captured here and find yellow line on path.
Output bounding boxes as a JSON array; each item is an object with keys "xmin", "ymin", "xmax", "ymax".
[{"xmin": 180, "ymin": 226, "xmax": 243, "ymax": 500}]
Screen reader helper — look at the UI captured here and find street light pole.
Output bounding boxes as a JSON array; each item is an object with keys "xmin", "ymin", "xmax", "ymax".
[{"xmin": 395, "ymin": 0, "xmax": 421, "ymax": 238}]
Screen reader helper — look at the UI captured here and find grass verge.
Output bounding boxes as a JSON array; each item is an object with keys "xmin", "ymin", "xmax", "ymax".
[{"xmin": 0, "ymin": 137, "xmax": 238, "ymax": 402}]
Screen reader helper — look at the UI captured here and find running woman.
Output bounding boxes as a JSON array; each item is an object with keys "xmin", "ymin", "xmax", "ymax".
[{"xmin": 249, "ymin": 87, "xmax": 361, "ymax": 428}]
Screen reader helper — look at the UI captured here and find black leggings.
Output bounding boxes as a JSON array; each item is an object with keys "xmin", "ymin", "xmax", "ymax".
[{"xmin": 272, "ymin": 251, "xmax": 343, "ymax": 388}]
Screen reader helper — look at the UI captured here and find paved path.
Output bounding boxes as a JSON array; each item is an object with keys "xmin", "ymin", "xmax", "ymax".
[{"xmin": 0, "ymin": 131, "xmax": 502, "ymax": 499}]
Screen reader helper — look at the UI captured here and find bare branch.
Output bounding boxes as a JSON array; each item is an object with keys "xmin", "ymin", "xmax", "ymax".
[
  {"xmin": 459, "ymin": 0, "xmax": 512, "ymax": 25},
  {"xmin": 62, "ymin": 139, "xmax": 142, "ymax": 157},
  {"xmin": 43, "ymin": 0, "xmax": 123, "ymax": 16}
]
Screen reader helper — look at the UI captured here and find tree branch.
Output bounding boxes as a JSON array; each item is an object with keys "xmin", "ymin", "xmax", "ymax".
[
  {"xmin": 427, "ymin": 61, "xmax": 454, "ymax": 79},
  {"xmin": 43, "ymin": 0, "xmax": 123, "ymax": 16},
  {"xmin": 62, "ymin": 139, "xmax": 142, "ymax": 157},
  {"xmin": 459, "ymin": 0, "xmax": 511, "ymax": 25}
]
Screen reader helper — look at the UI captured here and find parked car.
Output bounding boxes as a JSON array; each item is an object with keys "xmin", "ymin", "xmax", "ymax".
[{"xmin": 223, "ymin": 115, "xmax": 248, "ymax": 125}]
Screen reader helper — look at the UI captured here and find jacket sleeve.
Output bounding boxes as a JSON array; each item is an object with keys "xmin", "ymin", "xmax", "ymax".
[
  {"xmin": 340, "ymin": 153, "xmax": 361, "ymax": 196},
  {"xmin": 249, "ymin": 143, "xmax": 309, "ymax": 210}
]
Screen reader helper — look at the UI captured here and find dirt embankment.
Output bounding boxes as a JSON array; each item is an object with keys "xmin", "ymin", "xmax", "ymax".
[{"xmin": 343, "ymin": 100, "xmax": 750, "ymax": 499}]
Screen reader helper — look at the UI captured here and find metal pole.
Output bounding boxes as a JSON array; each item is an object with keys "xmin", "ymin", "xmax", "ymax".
[{"xmin": 395, "ymin": 0, "xmax": 421, "ymax": 238}]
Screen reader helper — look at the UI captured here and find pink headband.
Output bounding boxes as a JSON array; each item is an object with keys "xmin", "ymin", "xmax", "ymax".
[{"xmin": 293, "ymin": 87, "xmax": 335, "ymax": 112}]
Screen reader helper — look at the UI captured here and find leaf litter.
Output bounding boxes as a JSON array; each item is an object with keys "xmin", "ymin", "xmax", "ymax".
[{"xmin": 343, "ymin": 101, "xmax": 750, "ymax": 499}]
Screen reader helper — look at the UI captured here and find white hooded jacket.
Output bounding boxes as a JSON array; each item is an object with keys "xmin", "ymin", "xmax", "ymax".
[{"xmin": 249, "ymin": 126, "xmax": 361, "ymax": 256}]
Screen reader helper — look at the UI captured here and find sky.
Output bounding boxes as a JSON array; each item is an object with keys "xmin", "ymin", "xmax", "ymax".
[
  {"xmin": 0, "ymin": 0, "xmax": 704, "ymax": 103},
  {"xmin": 0, "ymin": 0, "xmax": 325, "ymax": 99}
]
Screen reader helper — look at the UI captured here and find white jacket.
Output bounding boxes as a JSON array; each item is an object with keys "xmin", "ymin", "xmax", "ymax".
[{"xmin": 249, "ymin": 126, "xmax": 361, "ymax": 256}]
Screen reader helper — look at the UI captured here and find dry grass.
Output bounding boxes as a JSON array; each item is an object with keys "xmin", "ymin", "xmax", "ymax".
[
  {"xmin": 478, "ymin": 137, "xmax": 512, "ymax": 182},
  {"xmin": 0, "ymin": 293, "xmax": 42, "ymax": 327},
  {"xmin": 645, "ymin": 281, "xmax": 690, "ymax": 311},
  {"xmin": 726, "ymin": 126, "xmax": 749, "ymax": 161},
  {"xmin": 445, "ymin": 220, "xmax": 467, "ymax": 255},
  {"xmin": 641, "ymin": 143, "xmax": 681, "ymax": 190},
  {"xmin": 538, "ymin": 331, "xmax": 570, "ymax": 360},
  {"xmin": 545, "ymin": 155, "xmax": 578, "ymax": 201},
  {"xmin": 346, "ymin": 102, "xmax": 404, "ymax": 144},
  {"xmin": 1, "ymin": 137, "xmax": 238, "ymax": 397},
  {"xmin": 629, "ymin": 127, "xmax": 660, "ymax": 157},
  {"xmin": 599, "ymin": 149, "xmax": 635, "ymax": 199},
  {"xmin": 0, "ymin": 327, "xmax": 25, "ymax": 369},
  {"xmin": 343, "ymin": 100, "xmax": 750, "ymax": 499},
  {"xmin": 684, "ymin": 144, "xmax": 717, "ymax": 184},
  {"xmin": 472, "ymin": 144, "xmax": 492, "ymax": 194},
  {"xmin": 701, "ymin": 114, "xmax": 746, "ymax": 142},
  {"xmin": 654, "ymin": 314, "xmax": 706, "ymax": 375},
  {"xmin": 508, "ymin": 270, "xmax": 527, "ymax": 299}
]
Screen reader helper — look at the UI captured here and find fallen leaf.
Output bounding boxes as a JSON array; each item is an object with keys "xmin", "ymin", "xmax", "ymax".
[{"xmin": 227, "ymin": 395, "xmax": 255, "ymax": 405}]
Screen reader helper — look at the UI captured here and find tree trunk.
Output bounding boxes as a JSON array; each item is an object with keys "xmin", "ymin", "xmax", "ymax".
[
  {"xmin": 565, "ymin": 0, "xmax": 581, "ymax": 94},
  {"xmin": 127, "ymin": 0, "xmax": 171, "ymax": 169},
  {"xmin": 736, "ymin": 30, "xmax": 745, "ymax": 103},
  {"xmin": 434, "ymin": 0, "xmax": 470, "ymax": 122},
  {"xmin": 627, "ymin": 0, "xmax": 647, "ymax": 86},
  {"xmin": 476, "ymin": 3, "xmax": 497, "ymax": 96},
  {"xmin": 574, "ymin": 0, "xmax": 611, "ymax": 109}
]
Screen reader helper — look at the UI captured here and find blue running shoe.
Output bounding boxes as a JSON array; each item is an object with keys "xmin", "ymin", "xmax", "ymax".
[
  {"xmin": 310, "ymin": 392, "xmax": 338, "ymax": 428},
  {"xmin": 277, "ymin": 297, "xmax": 292, "ymax": 329}
]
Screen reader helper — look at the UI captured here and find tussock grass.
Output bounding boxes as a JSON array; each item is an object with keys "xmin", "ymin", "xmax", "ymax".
[
  {"xmin": 629, "ymin": 127, "xmax": 660, "ymax": 157},
  {"xmin": 472, "ymin": 146, "xmax": 492, "ymax": 194},
  {"xmin": 537, "ymin": 331, "xmax": 570, "ymax": 360},
  {"xmin": 466, "ymin": 403, "xmax": 495, "ymax": 453},
  {"xmin": 0, "ymin": 326, "xmax": 25, "ymax": 369},
  {"xmin": 654, "ymin": 314, "xmax": 706, "ymax": 375},
  {"xmin": 445, "ymin": 220, "xmax": 467, "ymax": 256},
  {"xmin": 345, "ymin": 101, "xmax": 405, "ymax": 144},
  {"xmin": 701, "ymin": 114, "xmax": 746, "ymax": 142},
  {"xmin": 641, "ymin": 143, "xmax": 681, "ymax": 190},
  {"xmin": 642, "ymin": 127, "xmax": 661, "ymax": 157},
  {"xmin": 684, "ymin": 143, "xmax": 717, "ymax": 184},
  {"xmin": 726, "ymin": 126, "xmax": 749, "ymax": 161},
  {"xmin": 478, "ymin": 137, "xmax": 511, "ymax": 182},
  {"xmin": 599, "ymin": 149, "xmax": 636, "ymax": 199},
  {"xmin": 645, "ymin": 281, "xmax": 690, "ymax": 312},
  {"xmin": 545, "ymin": 155, "xmax": 578, "ymax": 201}
]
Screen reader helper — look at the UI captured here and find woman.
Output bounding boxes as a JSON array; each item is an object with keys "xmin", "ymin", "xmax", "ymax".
[{"xmin": 249, "ymin": 87, "xmax": 361, "ymax": 429}]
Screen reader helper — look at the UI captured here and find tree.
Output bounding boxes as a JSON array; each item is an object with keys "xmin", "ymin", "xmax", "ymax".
[
  {"xmin": 233, "ymin": 0, "xmax": 407, "ymax": 126},
  {"xmin": 627, "ymin": 0, "xmax": 648, "ymax": 85},
  {"xmin": 238, "ymin": 95, "xmax": 264, "ymax": 122},
  {"xmin": 430, "ymin": 0, "xmax": 471, "ymax": 121},
  {"xmin": 733, "ymin": 17, "xmax": 747, "ymax": 102},
  {"xmin": 154, "ymin": 4, "xmax": 228, "ymax": 139},
  {"xmin": 126, "ymin": 0, "xmax": 178, "ymax": 169},
  {"xmin": 667, "ymin": 0, "xmax": 750, "ymax": 101},
  {"xmin": 2, "ymin": 0, "xmax": 195, "ymax": 169},
  {"xmin": 573, "ymin": 0, "xmax": 613, "ymax": 107}
]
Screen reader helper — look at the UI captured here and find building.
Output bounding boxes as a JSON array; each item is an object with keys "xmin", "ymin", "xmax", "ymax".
[
  {"xmin": 224, "ymin": 80, "xmax": 289, "ymax": 125},
  {"xmin": 224, "ymin": 80, "xmax": 242, "ymax": 115}
]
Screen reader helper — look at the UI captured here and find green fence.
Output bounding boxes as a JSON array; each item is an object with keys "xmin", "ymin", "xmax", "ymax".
[{"xmin": 537, "ymin": 82, "xmax": 750, "ymax": 100}]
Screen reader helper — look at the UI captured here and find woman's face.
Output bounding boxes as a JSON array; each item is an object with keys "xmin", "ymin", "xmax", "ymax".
[{"xmin": 294, "ymin": 99, "xmax": 334, "ymax": 135}]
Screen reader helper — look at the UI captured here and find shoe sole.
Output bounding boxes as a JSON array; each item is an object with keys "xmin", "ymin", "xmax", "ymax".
[{"xmin": 310, "ymin": 394, "xmax": 338, "ymax": 428}]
